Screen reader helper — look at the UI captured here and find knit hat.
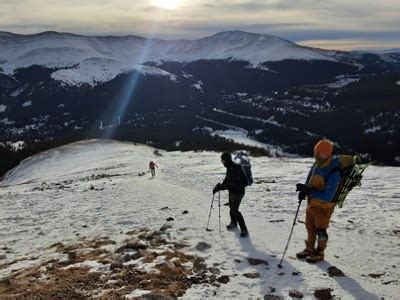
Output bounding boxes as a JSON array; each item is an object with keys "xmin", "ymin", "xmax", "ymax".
[
  {"xmin": 314, "ymin": 139, "xmax": 334, "ymax": 158},
  {"xmin": 221, "ymin": 152, "xmax": 232, "ymax": 162}
]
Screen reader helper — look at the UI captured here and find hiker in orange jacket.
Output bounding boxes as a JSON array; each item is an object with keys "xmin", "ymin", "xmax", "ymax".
[
  {"xmin": 296, "ymin": 139, "xmax": 353, "ymax": 263},
  {"xmin": 149, "ymin": 161, "xmax": 159, "ymax": 177}
]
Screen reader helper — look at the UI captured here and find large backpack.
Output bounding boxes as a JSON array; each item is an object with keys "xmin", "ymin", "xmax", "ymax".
[
  {"xmin": 233, "ymin": 151, "xmax": 253, "ymax": 187},
  {"xmin": 326, "ymin": 155, "xmax": 370, "ymax": 208}
]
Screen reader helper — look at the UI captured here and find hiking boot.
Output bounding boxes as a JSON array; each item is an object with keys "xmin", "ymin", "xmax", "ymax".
[
  {"xmin": 296, "ymin": 240, "xmax": 315, "ymax": 259},
  {"xmin": 240, "ymin": 230, "xmax": 249, "ymax": 238},
  {"xmin": 226, "ymin": 223, "xmax": 238, "ymax": 230},
  {"xmin": 306, "ymin": 252, "xmax": 324, "ymax": 263},
  {"xmin": 306, "ymin": 244, "xmax": 325, "ymax": 263},
  {"xmin": 296, "ymin": 248, "xmax": 314, "ymax": 259}
]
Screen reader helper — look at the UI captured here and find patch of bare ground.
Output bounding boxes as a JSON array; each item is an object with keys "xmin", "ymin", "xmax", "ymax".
[{"xmin": 0, "ymin": 227, "xmax": 215, "ymax": 298}]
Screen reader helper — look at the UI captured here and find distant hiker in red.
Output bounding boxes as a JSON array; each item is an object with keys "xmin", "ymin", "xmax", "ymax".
[{"xmin": 149, "ymin": 161, "xmax": 158, "ymax": 177}]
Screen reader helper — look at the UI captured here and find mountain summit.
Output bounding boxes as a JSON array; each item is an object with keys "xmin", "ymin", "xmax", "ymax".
[{"xmin": 0, "ymin": 30, "xmax": 331, "ymax": 75}]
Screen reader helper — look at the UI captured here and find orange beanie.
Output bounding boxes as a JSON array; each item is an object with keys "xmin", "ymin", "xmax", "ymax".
[{"xmin": 314, "ymin": 139, "xmax": 333, "ymax": 158}]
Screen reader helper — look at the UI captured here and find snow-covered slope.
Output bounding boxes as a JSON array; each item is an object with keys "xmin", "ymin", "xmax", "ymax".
[
  {"xmin": 172, "ymin": 31, "xmax": 332, "ymax": 63},
  {"xmin": 0, "ymin": 140, "xmax": 398, "ymax": 298},
  {"xmin": 0, "ymin": 30, "xmax": 332, "ymax": 86},
  {"xmin": 50, "ymin": 57, "xmax": 177, "ymax": 86}
]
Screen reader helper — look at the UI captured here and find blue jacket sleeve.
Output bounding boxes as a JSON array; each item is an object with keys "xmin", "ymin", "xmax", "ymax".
[{"xmin": 309, "ymin": 171, "xmax": 341, "ymax": 202}]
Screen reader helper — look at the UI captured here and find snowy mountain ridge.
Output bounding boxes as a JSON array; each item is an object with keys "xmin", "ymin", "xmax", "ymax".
[{"xmin": 0, "ymin": 30, "xmax": 333, "ymax": 86}]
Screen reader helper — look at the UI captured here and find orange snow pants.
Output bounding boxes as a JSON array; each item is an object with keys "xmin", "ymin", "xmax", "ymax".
[{"xmin": 305, "ymin": 201, "xmax": 334, "ymax": 249}]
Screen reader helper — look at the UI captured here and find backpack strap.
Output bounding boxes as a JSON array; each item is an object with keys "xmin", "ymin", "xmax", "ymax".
[
  {"xmin": 325, "ymin": 165, "xmax": 342, "ymax": 182},
  {"xmin": 305, "ymin": 163, "xmax": 316, "ymax": 184}
]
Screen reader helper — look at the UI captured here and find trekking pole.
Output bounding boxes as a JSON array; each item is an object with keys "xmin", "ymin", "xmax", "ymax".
[
  {"xmin": 206, "ymin": 194, "xmax": 215, "ymax": 231},
  {"xmin": 218, "ymin": 192, "xmax": 221, "ymax": 234},
  {"xmin": 278, "ymin": 199, "xmax": 303, "ymax": 268}
]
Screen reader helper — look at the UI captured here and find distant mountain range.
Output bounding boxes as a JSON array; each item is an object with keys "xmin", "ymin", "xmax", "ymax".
[{"xmin": 0, "ymin": 30, "xmax": 399, "ymax": 172}]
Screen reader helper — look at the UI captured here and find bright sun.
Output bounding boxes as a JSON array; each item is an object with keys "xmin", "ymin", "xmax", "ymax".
[{"xmin": 154, "ymin": 0, "xmax": 182, "ymax": 9}]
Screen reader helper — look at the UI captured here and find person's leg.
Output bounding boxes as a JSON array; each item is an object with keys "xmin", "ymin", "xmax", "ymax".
[
  {"xmin": 306, "ymin": 206, "xmax": 334, "ymax": 263},
  {"xmin": 227, "ymin": 193, "xmax": 238, "ymax": 228},
  {"xmin": 297, "ymin": 205, "xmax": 316, "ymax": 258},
  {"xmin": 231, "ymin": 194, "xmax": 248, "ymax": 233}
]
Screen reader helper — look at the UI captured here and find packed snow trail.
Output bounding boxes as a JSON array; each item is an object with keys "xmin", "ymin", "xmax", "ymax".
[{"xmin": 0, "ymin": 140, "xmax": 398, "ymax": 298}]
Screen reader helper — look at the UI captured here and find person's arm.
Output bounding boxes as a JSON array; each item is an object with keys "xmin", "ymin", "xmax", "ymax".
[
  {"xmin": 219, "ymin": 173, "xmax": 229, "ymax": 190},
  {"xmin": 155, "ymin": 164, "xmax": 159, "ymax": 168},
  {"xmin": 214, "ymin": 171, "xmax": 228, "ymax": 194},
  {"xmin": 309, "ymin": 171, "xmax": 341, "ymax": 202}
]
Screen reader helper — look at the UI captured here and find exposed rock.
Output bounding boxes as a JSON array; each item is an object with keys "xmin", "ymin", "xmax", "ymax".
[
  {"xmin": 161, "ymin": 206, "xmax": 169, "ymax": 210},
  {"xmin": 292, "ymin": 271, "xmax": 301, "ymax": 276},
  {"xmin": 67, "ymin": 252, "xmax": 77, "ymax": 261},
  {"xmin": 327, "ymin": 266, "xmax": 345, "ymax": 277},
  {"xmin": 368, "ymin": 272, "xmax": 385, "ymax": 278},
  {"xmin": 216, "ymin": 275, "xmax": 230, "ymax": 284},
  {"xmin": 138, "ymin": 249, "xmax": 153, "ymax": 258},
  {"xmin": 0, "ymin": 231, "xmax": 204, "ymax": 298},
  {"xmin": 247, "ymin": 257, "xmax": 268, "ymax": 266},
  {"xmin": 173, "ymin": 242, "xmax": 189, "ymax": 249},
  {"xmin": 264, "ymin": 295, "xmax": 283, "ymax": 300},
  {"xmin": 160, "ymin": 224, "xmax": 173, "ymax": 232},
  {"xmin": 0, "ymin": 255, "xmax": 6, "ymax": 260},
  {"xmin": 243, "ymin": 272, "xmax": 260, "ymax": 278},
  {"xmin": 195, "ymin": 242, "xmax": 211, "ymax": 251},
  {"xmin": 193, "ymin": 257, "xmax": 207, "ymax": 271},
  {"xmin": 314, "ymin": 288, "xmax": 333, "ymax": 300},
  {"xmin": 121, "ymin": 252, "xmax": 141, "ymax": 262},
  {"xmin": 289, "ymin": 289, "xmax": 303, "ymax": 298},
  {"xmin": 156, "ymin": 261, "xmax": 176, "ymax": 271},
  {"xmin": 182, "ymin": 210, "xmax": 189, "ymax": 214},
  {"xmin": 269, "ymin": 287, "xmax": 276, "ymax": 293},
  {"xmin": 208, "ymin": 267, "xmax": 221, "ymax": 275},
  {"xmin": 166, "ymin": 217, "xmax": 174, "ymax": 221},
  {"xmin": 124, "ymin": 238, "xmax": 147, "ymax": 250},
  {"xmin": 269, "ymin": 220, "xmax": 285, "ymax": 223},
  {"xmin": 234, "ymin": 259, "xmax": 241, "ymax": 263},
  {"xmin": 98, "ymin": 258, "xmax": 123, "ymax": 270}
]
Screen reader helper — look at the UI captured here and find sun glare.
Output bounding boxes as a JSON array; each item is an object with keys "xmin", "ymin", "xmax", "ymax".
[{"xmin": 154, "ymin": 0, "xmax": 182, "ymax": 9}]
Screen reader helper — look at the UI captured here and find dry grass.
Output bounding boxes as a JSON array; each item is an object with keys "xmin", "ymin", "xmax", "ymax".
[{"xmin": 0, "ymin": 229, "xmax": 213, "ymax": 298}]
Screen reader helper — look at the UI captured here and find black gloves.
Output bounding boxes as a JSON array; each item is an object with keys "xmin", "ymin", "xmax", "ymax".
[
  {"xmin": 298, "ymin": 190, "xmax": 308, "ymax": 201},
  {"xmin": 296, "ymin": 183, "xmax": 312, "ymax": 201},
  {"xmin": 296, "ymin": 183, "xmax": 308, "ymax": 192},
  {"xmin": 213, "ymin": 183, "xmax": 222, "ymax": 194}
]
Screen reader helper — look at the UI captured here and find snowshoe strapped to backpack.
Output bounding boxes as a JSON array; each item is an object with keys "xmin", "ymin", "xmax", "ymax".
[
  {"xmin": 327, "ymin": 155, "xmax": 370, "ymax": 208},
  {"xmin": 233, "ymin": 151, "xmax": 253, "ymax": 187}
]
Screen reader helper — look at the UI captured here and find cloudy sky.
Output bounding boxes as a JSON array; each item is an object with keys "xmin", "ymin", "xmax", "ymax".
[{"xmin": 1, "ymin": 0, "xmax": 400, "ymax": 50}]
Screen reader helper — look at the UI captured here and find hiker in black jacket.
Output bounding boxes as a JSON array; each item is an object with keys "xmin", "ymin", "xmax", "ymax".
[{"xmin": 213, "ymin": 152, "xmax": 249, "ymax": 237}]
